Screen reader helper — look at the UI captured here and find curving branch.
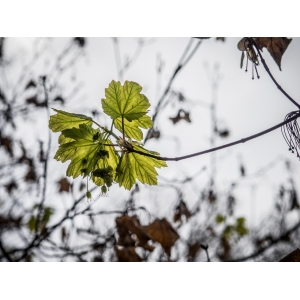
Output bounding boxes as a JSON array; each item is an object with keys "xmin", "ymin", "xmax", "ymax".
[
  {"xmin": 250, "ymin": 38, "xmax": 300, "ymax": 109},
  {"xmin": 130, "ymin": 112, "xmax": 300, "ymax": 161}
]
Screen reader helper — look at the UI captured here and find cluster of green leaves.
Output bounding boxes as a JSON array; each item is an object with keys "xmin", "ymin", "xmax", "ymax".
[
  {"xmin": 28, "ymin": 206, "xmax": 54, "ymax": 233},
  {"xmin": 49, "ymin": 80, "xmax": 167, "ymax": 196},
  {"xmin": 215, "ymin": 214, "xmax": 249, "ymax": 238}
]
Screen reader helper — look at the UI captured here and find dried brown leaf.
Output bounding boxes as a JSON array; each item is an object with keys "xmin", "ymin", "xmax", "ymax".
[
  {"xmin": 208, "ymin": 190, "xmax": 217, "ymax": 203},
  {"xmin": 144, "ymin": 218, "xmax": 179, "ymax": 256},
  {"xmin": 24, "ymin": 165, "xmax": 37, "ymax": 182},
  {"xmin": 5, "ymin": 180, "xmax": 18, "ymax": 195},
  {"xmin": 115, "ymin": 215, "xmax": 153, "ymax": 251},
  {"xmin": 57, "ymin": 177, "xmax": 72, "ymax": 193},
  {"xmin": 54, "ymin": 96, "xmax": 64, "ymax": 104},
  {"xmin": 279, "ymin": 248, "xmax": 300, "ymax": 262},
  {"xmin": 26, "ymin": 95, "xmax": 46, "ymax": 107},
  {"xmin": 146, "ymin": 128, "xmax": 160, "ymax": 140},
  {"xmin": 0, "ymin": 135, "xmax": 13, "ymax": 157},
  {"xmin": 169, "ymin": 109, "xmax": 191, "ymax": 125},
  {"xmin": 115, "ymin": 246, "xmax": 143, "ymax": 262},
  {"xmin": 187, "ymin": 242, "xmax": 202, "ymax": 260},
  {"xmin": 25, "ymin": 80, "xmax": 36, "ymax": 90},
  {"xmin": 253, "ymin": 37, "xmax": 292, "ymax": 71},
  {"xmin": 216, "ymin": 37, "xmax": 225, "ymax": 42},
  {"xmin": 173, "ymin": 200, "xmax": 192, "ymax": 224}
]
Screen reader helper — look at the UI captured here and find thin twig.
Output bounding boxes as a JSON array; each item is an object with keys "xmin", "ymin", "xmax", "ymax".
[
  {"xmin": 200, "ymin": 244, "xmax": 210, "ymax": 262},
  {"xmin": 250, "ymin": 38, "xmax": 300, "ymax": 109},
  {"xmin": 230, "ymin": 219, "xmax": 300, "ymax": 262},
  {"xmin": 35, "ymin": 78, "xmax": 51, "ymax": 232},
  {"xmin": 145, "ymin": 39, "xmax": 202, "ymax": 143},
  {"xmin": 112, "ymin": 38, "xmax": 123, "ymax": 81},
  {"xmin": 130, "ymin": 112, "xmax": 300, "ymax": 161},
  {"xmin": 0, "ymin": 239, "xmax": 12, "ymax": 261}
]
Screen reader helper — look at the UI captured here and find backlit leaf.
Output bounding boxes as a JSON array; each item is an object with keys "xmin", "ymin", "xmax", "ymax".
[
  {"xmin": 114, "ymin": 115, "xmax": 152, "ymax": 141},
  {"xmin": 115, "ymin": 145, "xmax": 167, "ymax": 190},
  {"xmin": 54, "ymin": 124, "xmax": 117, "ymax": 180},
  {"xmin": 101, "ymin": 80, "xmax": 150, "ymax": 121},
  {"xmin": 49, "ymin": 109, "xmax": 93, "ymax": 132}
]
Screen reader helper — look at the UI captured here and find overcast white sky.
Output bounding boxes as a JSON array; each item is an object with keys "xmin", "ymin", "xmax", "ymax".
[{"xmin": 3, "ymin": 37, "xmax": 300, "ymax": 234}]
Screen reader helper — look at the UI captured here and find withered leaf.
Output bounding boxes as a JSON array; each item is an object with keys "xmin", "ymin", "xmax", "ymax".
[
  {"xmin": 26, "ymin": 95, "xmax": 46, "ymax": 107},
  {"xmin": 169, "ymin": 109, "xmax": 191, "ymax": 125},
  {"xmin": 144, "ymin": 218, "xmax": 179, "ymax": 257},
  {"xmin": 24, "ymin": 164, "xmax": 37, "ymax": 182},
  {"xmin": 253, "ymin": 37, "xmax": 292, "ymax": 71},
  {"xmin": 5, "ymin": 180, "xmax": 18, "ymax": 195},
  {"xmin": 146, "ymin": 128, "xmax": 160, "ymax": 140},
  {"xmin": 218, "ymin": 129, "xmax": 229, "ymax": 138},
  {"xmin": 57, "ymin": 177, "xmax": 72, "ymax": 193},
  {"xmin": 25, "ymin": 80, "xmax": 36, "ymax": 90},
  {"xmin": 115, "ymin": 246, "xmax": 143, "ymax": 262},
  {"xmin": 208, "ymin": 190, "xmax": 217, "ymax": 203},
  {"xmin": 74, "ymin": 37, "xmax": 85, "ymax": 47},
  {"xmin": 115, "ymin": 215, "xmax": 154, "ymax": 251},
  {"xmin": 279, "ymin": 248, "xmax": 300, "ymax": 262},
  {"xmin": 0, "ymin": 135, "xmax": 13, "ymax": 157},
  {"xmin": 93, "ymin": 256, "xmax": 103, "ymax": 262},
  {"xmin": 289, "ymin": 190, "xmax": 300, "ymax": 211},
  {"xmin": 187, "ymin": 241, "xmax": 202, "ymax": 260},
  {"xmin": 54, "ymin": 96, "xmax": 64, "ymax": 104},
  {"xmin": 173, "ymin": 200, "xmax": 192, "ymax": 224}
]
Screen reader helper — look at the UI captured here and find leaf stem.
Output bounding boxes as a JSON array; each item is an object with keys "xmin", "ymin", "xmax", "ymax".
[
  {"xmin": 92, "ymin": 120, "xmax": 119, "ymax": 140},
  {"xmin": 122, "ymin": 116, "xmax": 125, "ymax": 140}
]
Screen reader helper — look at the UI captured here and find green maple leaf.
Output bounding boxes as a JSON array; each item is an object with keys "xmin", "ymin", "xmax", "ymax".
[
  {"xmin": 49, "ymin": 109, "xmax": 93, "ymax": 132},
  {"xmin": 101, "ymin": 80, "xmax": 150, "ymax": 121},
  {"xmin": 115, "ymin": 145, "xmax": 167, "ymax": 190},
  {"xmin": 113, "ymin": 115, "xmax": 152, "ymax": 141},
  {"xmin": 53, "ymin": 124, "xmax": 118, "ymax": 181}
]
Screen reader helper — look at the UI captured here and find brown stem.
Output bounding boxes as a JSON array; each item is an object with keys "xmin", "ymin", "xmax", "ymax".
[{"xmin": 250, "ymin": 38, "xmax": 300, "ymax": 109}]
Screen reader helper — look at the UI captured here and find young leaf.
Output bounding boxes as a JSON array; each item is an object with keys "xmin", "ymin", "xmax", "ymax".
[
  {"xmin": 49, "ymin": 109, "xmax": 93, "ymax": 132},
  {"xmin": 101, "ymin": 80, "xmax": 150, "ymax": 121},
  {"xmin": 115, "ymin": 145, "xmax": 167, "ymax": 190},
  {"xmin": 54, "ymin": 124, "xmax": 117, "ymax": 179},
  {"xmin": 113, "ymin": 115, "xmax": 152, "ymax": 141}
]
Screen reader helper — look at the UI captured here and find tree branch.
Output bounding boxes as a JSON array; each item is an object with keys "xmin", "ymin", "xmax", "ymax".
[
  {"xmin": 129, "ymin": 112, "xmax": 300, "ymax": 161},
  {"xmin": 251, "ymin": 38, "xmax": 300, "ymax": 109},
  {"xmin": 230, "ymin": 219, "xmax": 300, "ymax": 262},
  {"xmin": 145, "ymin": 38, "xmax": 202, "ymax": 143}
]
